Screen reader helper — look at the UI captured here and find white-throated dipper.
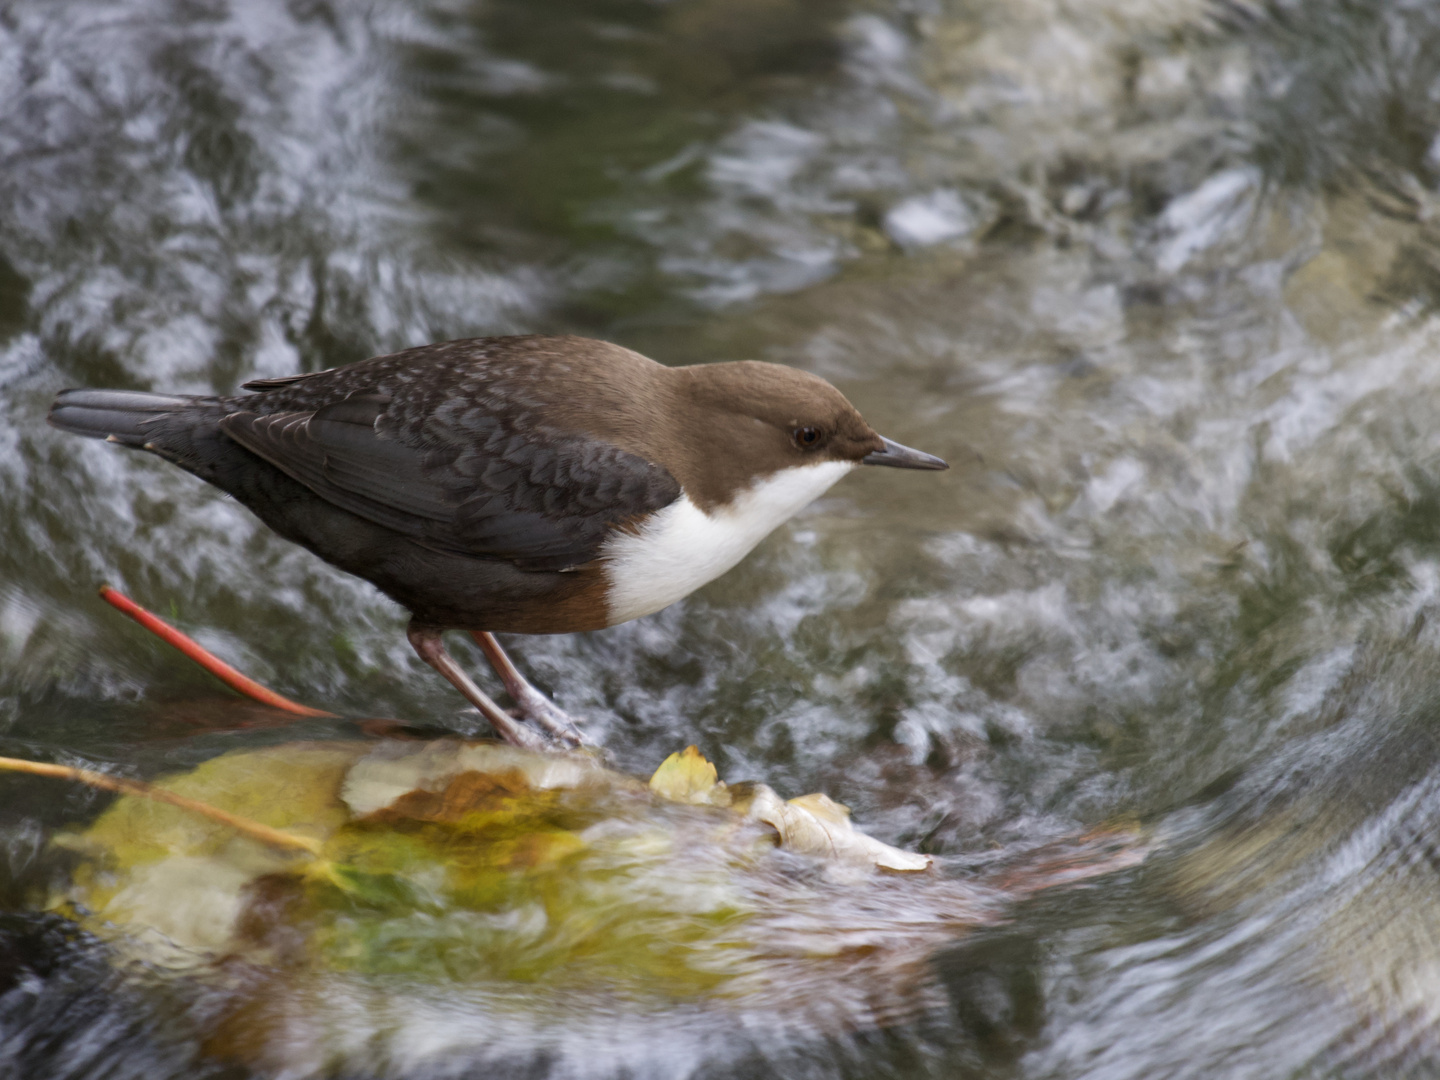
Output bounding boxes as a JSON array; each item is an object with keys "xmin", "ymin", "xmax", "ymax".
[{"xmin": 49, "ymin": 335, "xmax": 946, "ymax": 748}]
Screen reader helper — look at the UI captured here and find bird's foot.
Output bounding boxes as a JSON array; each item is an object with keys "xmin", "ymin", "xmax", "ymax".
[
  {"xmin": 407, "ymin": 623, "xmax": 547, "ymax": 751},
  {"xmin": 506, "ymin": 693, "xmax": 588, "ymax": 748},
  {"xmin": 472, "ymin": 631, "xmax": 592, "ymax": 748},
  {"xmin": 408, "ymin": 624, "xmax": 592, "ymax": 752}
]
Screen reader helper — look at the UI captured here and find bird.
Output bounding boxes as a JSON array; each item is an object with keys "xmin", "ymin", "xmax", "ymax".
[{"xmin": 48, "ymin": 335, "xmax": 947, "ymax": 749}]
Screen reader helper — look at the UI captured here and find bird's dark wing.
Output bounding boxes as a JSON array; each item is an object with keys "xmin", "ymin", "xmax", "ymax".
[
  {"xmin": 240, "ymin": 372, "xmax": 324, "ymax": 391},
  {"xmin": 218, "ymin": 395, "xmax": 679, "ymax": 571}
]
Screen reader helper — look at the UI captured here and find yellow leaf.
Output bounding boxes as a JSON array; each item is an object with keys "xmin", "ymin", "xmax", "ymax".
[{"xmin": 648, "ymin": 746, "xmax": 730, "ymax": 806}]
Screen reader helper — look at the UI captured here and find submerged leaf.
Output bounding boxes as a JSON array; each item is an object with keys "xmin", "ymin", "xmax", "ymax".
[
  {"xmin": 342, "ymin": 739, "xmax": 614, "ymax": 817},
  {"xmin": 50, "ymin": 742, "xmax": 366, "ymax": 958},
  {"xmin": 363, "ymin": 767, "xmax": 536, "ymax": 825},
  {"xmin": 40, "ymin": 736, "xmax": 1145, "ymax": 1065}
]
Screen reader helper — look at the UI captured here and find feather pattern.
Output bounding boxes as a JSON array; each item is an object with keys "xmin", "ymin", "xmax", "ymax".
[{"xmin": 220, "ymin": 352, "xmax": 682, "ymax": 573}]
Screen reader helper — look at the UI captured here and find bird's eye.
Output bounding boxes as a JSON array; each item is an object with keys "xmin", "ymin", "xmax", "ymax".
[{"xmin": 792, "ymin": 426, "xmax": 822, "ymax": 449}]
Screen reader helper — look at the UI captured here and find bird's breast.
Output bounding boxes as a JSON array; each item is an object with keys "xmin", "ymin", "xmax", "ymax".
[{"xmin": 599, "ymin": 460, "xmax": 854, "ymax": 625}]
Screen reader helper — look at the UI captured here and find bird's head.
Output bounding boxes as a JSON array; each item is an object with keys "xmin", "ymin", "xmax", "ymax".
[{"xmin": 663, "ymin": 360, "xmax": 947, "ymax": 511}]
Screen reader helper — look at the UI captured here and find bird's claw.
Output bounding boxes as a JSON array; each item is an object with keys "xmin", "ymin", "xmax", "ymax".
[{"xmin": 507, "ymin": 700, "xmax": 591, "ymax": 749}]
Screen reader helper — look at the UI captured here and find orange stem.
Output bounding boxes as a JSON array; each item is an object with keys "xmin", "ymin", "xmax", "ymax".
[{"xmin": 99, "ymin": 585, "xmax": 335, "ymax": 718}]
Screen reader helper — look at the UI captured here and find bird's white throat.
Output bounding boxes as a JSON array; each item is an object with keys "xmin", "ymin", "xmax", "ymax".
[{"xmin": 601, "ymin": 459, "xmax": 854, "ymax": 625}]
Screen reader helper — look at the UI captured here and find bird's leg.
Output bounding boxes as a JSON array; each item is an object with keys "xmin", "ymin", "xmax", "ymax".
[
  {"xmin": 406, "ymin": 623, "xmax": 547, "ymax": 751},
  {"xmin": 469, "ymin": 631, "xmax": 590, "ymax": 746}
]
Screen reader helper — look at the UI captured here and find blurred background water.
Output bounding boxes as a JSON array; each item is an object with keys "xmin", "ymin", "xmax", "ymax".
[{"xmin": 6, "ymin": 0, "xmax": 1440, "ymax": 1076}]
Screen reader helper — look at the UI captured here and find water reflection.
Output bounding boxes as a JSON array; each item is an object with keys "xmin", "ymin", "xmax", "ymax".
[{"xmin": 6, "ymin": 0, "xmax": 1440, "ymax": 1075}]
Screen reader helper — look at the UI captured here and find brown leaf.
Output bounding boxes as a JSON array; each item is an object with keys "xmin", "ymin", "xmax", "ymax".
[{"xmin": 362, "ymin": 768, "xmax": 533, "ymax": 826}]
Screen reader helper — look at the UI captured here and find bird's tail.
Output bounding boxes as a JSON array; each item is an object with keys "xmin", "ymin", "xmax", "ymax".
[{"xmin": 48, "ymin": 389, "xmax": 201, "ymax": 447}]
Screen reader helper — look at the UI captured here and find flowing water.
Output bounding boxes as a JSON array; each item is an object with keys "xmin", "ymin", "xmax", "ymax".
[{"xmin": 5, "ymin": 0, "xmax": 1440, "ymax": 1076}]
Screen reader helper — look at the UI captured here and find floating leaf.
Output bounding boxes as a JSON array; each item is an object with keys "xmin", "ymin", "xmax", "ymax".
[
  {"xmin": 650, "ymin": 746, "xmax": 931, "ymax": 872},
  {"xmin": 648, "ymin": 745, "xmax": 728, "ymax": 806},
  {"xmin": 772, "ymin": 792, "xmax": 932, "ymax": 873}
]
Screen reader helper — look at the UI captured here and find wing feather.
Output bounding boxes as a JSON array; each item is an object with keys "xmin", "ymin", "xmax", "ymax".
[{"xmin": 219, "ymin": 393, "xmax": 679, "ymax": 571}]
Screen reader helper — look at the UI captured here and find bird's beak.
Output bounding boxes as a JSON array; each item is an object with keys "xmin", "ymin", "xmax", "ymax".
[{"xmin": 862, "ymin": 435, "xmax": 949, "ymax": 470}]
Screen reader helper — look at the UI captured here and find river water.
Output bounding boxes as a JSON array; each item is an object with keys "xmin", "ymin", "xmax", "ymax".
[{"xmin": 5, "ymin": 0, "xmax": 1440, "ymax": 1076}]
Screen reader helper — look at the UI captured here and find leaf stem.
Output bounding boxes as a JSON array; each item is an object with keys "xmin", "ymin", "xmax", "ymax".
[{"xmin": 0, "ymin": 754, "xmax": 323, "ymax": 855}]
